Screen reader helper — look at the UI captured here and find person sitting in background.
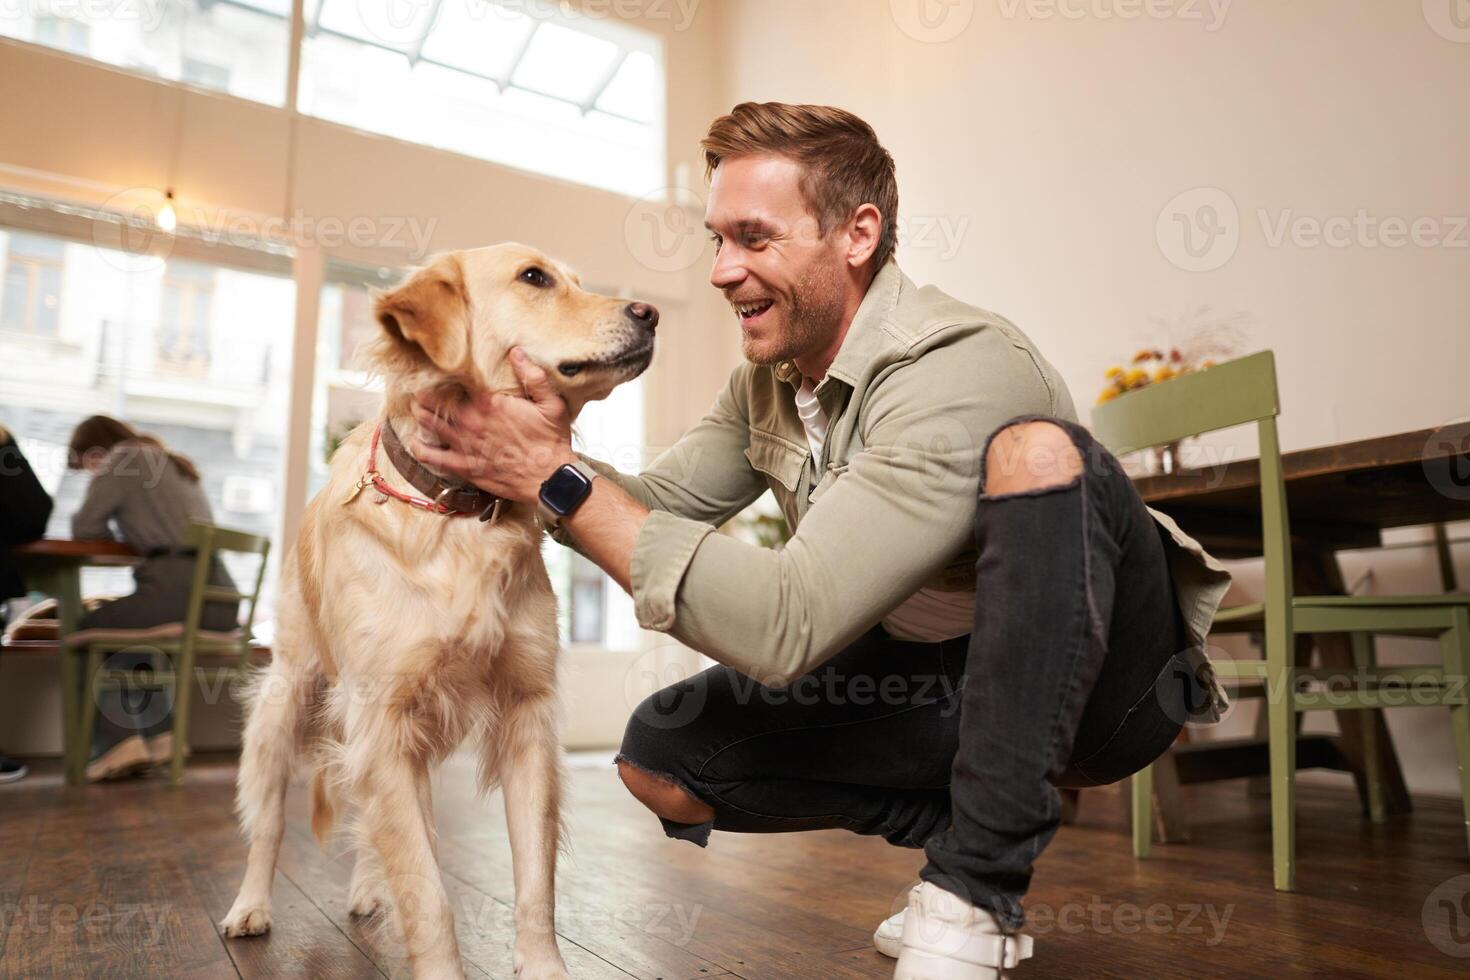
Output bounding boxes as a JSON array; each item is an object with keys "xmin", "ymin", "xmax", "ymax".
[
  {"xmin": 67, "ymin": 415, "xmax": 238, "ymax": 782},
  {"xmin": 0, "ymin": 423, "xmax": 54, "ymax": 784}
]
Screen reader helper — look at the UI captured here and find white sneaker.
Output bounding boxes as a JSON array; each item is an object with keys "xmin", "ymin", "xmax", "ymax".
[
  {"xmin": 893, "ymin": 881, "xmax": 1033, "ymax": 980},
  {"xmin": 875, "ymin": 904, "xmax": 908, "ymax": 958}
]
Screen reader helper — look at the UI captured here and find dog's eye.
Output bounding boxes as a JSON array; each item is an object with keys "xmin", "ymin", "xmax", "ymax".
[{"xmin": 519, "ymin": 266, "xmax": 553, "ymax": 289}]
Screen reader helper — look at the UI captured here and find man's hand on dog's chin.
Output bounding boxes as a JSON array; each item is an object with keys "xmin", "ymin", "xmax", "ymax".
[{"xmin": 410, "ymin": 348, "xmax": 578, "ymax": 504}]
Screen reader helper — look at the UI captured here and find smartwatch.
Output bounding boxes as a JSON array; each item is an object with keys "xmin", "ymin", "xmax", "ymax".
[{"xmin": 537, "ymin": 460, "xmax": 599, "ymax": 528}]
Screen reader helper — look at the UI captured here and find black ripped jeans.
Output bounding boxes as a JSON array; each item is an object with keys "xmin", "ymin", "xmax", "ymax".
[{"xmin": 618, "ymin": 416, "xmax": 1206, "ymax": 930}]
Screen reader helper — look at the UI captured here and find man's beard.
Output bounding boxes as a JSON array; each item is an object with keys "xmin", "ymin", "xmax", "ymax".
[{"xmin": 742, "ymin": 261, "xmax": 846, "ymax": 366}]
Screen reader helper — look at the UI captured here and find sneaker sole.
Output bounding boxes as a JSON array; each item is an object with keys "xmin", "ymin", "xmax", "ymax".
[
  {"xmin": 895, "ymin": 941, "xmax": 1034, "ymax": 980},
  {"xmin": 0, "ymin": 766, "xmax": 28, "ymax": 784}
]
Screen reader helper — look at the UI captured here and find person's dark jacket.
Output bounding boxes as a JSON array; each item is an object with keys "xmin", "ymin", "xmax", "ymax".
[{"xmin": 1, "ymin": 428, "xmax": 54, "ymax": 603}]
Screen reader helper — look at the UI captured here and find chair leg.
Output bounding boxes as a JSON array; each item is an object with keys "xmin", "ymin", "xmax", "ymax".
[
  {"xmin": 168, "ymin": 650, "xmax": 194, "ymax": 788},
  {"xmin": 74, "ymin": 648, "xmax": 104, "ymax": 777},
  {"xmin": 1350, "ymin": 632, "xmax": 1388, "ymax": 824},
  {"xmin": 1131, "ymin": 764, "xmax": 1153, "ymax": 859},
  {"xmin": 60, "ymin": 647, "xmax": 83, "ymax": 785},
  {"xmin": 1268, "ymin": 649, "xmax": 1297, "ymax": 892},
  {"xmin": 1443, "ymin": 609, "xmax": 1470, "ymax": 863},
  {"xmin": 1153, "ymin": 749, "xmax": 1191, "ymax": 843}
]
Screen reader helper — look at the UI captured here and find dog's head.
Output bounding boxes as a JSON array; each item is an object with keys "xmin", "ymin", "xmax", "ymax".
[{"xmin": 371, "ymin": 243, "xmax": 657, "ymax": 415}]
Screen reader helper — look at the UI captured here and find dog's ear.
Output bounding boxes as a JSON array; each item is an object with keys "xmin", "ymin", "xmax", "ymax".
[{"xmin": 374, "ymin": 255, "xmax": 470, "ymax": 372}]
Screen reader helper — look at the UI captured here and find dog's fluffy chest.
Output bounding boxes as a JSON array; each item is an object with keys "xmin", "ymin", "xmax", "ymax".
[{"xmin": 316, "ymin": 508, "xmax": 556, "ymax": 664}]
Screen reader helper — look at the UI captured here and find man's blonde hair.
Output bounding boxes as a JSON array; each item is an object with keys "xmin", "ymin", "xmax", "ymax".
[{"xmin": 701, "ymin": 102, "xmax": 899, "ymax": 270}]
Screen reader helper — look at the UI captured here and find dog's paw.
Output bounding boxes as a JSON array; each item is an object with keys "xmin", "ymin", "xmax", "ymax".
[
  {"xmin": 513, "ymin": 949, "xmax": 569, "ymax": 980},
  {"xmin": 347, "ymin": 890, "xmax": 388, "ymax": 919},
  {"xmin": 514, "ymin": 965, "xmax": 569, "ymax": 980},
  {"xmin": 219, "ymin": 902, "xmax": 272, "ymax": 937}
]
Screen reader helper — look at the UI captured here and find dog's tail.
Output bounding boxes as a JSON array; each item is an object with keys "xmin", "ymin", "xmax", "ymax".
[{"xmin": 310, "ymin": 766, "xmax": 336, "ymax": 846}]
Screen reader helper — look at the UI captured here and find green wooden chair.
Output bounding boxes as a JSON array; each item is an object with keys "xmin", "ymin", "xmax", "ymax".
[
  {"xmin": 62, "ymin": 521, "xmax": 270, "ymax": 786},
  {"xmin": 1090, "ymin": 349, "xmax": 1470, "ymax": 891}
]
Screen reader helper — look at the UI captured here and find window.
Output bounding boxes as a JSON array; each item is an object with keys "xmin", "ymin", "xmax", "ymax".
[
  {"xmin": 8, "ymin": 0, "xmax": 666, "ymax": 195},
  {"xmin": 0, "ymin": 233, "xmax": 65, "ymax": 335},
  {"xmin": 543, "ymin": 373, "xmax": 644, "ymax": 649},
  {"xmin": 181, "ymin": 56, "xmax": 231, "ymax": 91},
  {"xmin": 0, "ymin": 225, "xmax": 295, "ymax": 630},
  {"xmin": 308, "ymin": 263, "xmax": 398, "ymax": 497},
  {"xmin": 34, "ymin": 15, "xmax": 89, "ymax": 55},
  {"xmin": 0, "ymin": 0, "xmax": 291, "ymax": 105},
  {"xmin": 156, "ymin": 260, "xmax": 216, "ymax": 376},
  {"xmin": 297, "ymin": 0, "xmax": 664, "ymax": 197}
]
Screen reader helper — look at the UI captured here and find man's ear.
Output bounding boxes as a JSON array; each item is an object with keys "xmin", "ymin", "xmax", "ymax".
[
  {"xmin": 374, "ymin": 254, "xmax": 470, "ymax": 372},
  {"xmin": 846, "ymin": 203, "xmax": 884, "ymax": 270}
]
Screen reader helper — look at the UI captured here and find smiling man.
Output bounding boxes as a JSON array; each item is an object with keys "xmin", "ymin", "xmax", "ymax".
[{"xmin": 412, "ymin": 102, "xmax": 1231, "ymax": 980}]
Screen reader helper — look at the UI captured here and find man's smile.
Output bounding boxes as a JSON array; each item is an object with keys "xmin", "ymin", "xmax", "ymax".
[{"xmin": 731, "ymin": 297, "xmax": 776, "ymax": 327}]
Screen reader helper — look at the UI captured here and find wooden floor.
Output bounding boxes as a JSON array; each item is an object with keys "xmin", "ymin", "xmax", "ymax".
[{"xmin": 1, "ymin": 754, "xmax": 1467, "ymax": 979}]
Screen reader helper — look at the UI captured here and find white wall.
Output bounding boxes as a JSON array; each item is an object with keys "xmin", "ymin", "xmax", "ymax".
[
  {"xmin": 713, "ymin": 0, "xmax": 1470, "ymax": 797},
  {"xmin": 716, "ymin": 0, "xmax": 1469, "ymax": 448}
]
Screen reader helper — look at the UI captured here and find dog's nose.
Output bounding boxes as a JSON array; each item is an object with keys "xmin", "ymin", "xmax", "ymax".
[{"xmin": 625, "ymin": 302, "xmax": 659, "ymax": 332}]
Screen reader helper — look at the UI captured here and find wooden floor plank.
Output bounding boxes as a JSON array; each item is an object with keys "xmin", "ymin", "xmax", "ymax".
[
  {"xmin": 163, "ymin": 767, "xmax": 386, "ymax": 980},
  {"xmin": 0, "ymin": 771, "xmax": 241, "ymax": 979},
  {"xmin": 0, "ymin": 795, "xmax": 46, "ymax": 967},
  {"xmin": 3, "ymin": 754, "xmax": 1469, "ymax": 979}
]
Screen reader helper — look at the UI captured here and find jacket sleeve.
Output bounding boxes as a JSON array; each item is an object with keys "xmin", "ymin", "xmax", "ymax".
[
  {"xmin": 71, "ymin": 464, "xmax": 124, "ymax": 541},
  {"xmin": 626, "ymin": 329, "xmax": 1059, "ymax": 686},
  {"xmin": 552, "ymin": 367, "xmax": 769, "ymax": 546},
  {"xmin": 0, "ymin": 433, "xmax": 54, "ymax": 545}
]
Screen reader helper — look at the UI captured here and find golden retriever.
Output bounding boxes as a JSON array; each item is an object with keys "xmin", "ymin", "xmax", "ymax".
[{"xmin": 220, "ymin": 243, "xmax": 657, "ymax": 979}]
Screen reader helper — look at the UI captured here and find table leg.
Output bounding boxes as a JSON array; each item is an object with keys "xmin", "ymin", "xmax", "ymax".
[
  {"xmin": 1297, "ymin": 550, "xmax": 1412, "ymax": 817},
  {"xmin": 55, "ymin": 568, "xmax": 85, "ymax": 786},
  {"xmin": 29, "ymin": 564, "xmax": 85, "ymax": 786}
]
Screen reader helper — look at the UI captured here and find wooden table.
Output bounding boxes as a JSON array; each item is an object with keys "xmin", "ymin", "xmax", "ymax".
[
  {"xmin": 6, "ymin": 538, "xmax": 140, "ymax": 784},
  {"xmin": 1134, "ymin": 420, "xmax": 1470, "ymax": 818}
]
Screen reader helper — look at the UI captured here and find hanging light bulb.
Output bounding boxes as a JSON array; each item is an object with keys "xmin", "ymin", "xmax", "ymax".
[{"xmin": 157, "ymin": 189, "xmax": 177, "ymax": 233}]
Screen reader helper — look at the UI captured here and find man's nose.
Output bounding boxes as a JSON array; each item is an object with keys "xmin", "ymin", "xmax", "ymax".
[{"xmin": 709, "ymin": 248, "xmax": 746, "ymax": 289}]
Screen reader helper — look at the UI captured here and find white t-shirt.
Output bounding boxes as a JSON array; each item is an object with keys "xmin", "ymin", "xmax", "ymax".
[{"xmin": 794, "ymin": 378, "xmax": 976, "ymax": 643}]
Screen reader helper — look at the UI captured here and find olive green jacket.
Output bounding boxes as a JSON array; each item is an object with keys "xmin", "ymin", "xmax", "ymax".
[{"xmin": 573, "ymin": 261, "xmax": 1231, "ymax": 717}]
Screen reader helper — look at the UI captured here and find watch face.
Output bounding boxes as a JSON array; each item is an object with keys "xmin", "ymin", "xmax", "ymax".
[{"xmin": 540, "ymin": 464, "xmax": 594, "ymax": 516}]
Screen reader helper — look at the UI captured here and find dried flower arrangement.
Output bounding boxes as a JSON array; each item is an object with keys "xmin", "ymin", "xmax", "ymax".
[{"xmin": 1097, "ymin": 307, "xmax": 1248, "ymax": 405}]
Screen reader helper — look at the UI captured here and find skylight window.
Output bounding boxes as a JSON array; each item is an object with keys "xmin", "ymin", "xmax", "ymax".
[
  {"xmin": 418, "ymin": 1, "xmax": 536, "ymax": 78},
  {"xmin": 510, "ymin": 22, "xmax": 621, "ymax": 104},
  {"xmin": 595, "ymin": 50, "xmax": 657, "ymax": 124},
  {"xmin": 298, "ymin": 0, "xmax": 665, "ymax": 197}
]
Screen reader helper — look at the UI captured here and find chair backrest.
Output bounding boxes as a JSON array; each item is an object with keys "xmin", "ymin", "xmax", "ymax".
[
  {"xmin": 1090, "ymin": 350, "xmax": 1295, "ymax": 640},
  {"xmin": 180, "ymin": 520, "xmax": 271, "ymax": 667}
]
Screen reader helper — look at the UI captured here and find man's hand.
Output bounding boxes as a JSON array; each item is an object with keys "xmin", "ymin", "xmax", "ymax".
[{"xmin": 410, "ymin": 348, "xmax": 577, "ymax": 504}]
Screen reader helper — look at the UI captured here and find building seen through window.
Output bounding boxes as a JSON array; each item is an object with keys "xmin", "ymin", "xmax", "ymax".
[{"xmin": 0, "ymin": 226, "xmax": 294, "ymax": 635}]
